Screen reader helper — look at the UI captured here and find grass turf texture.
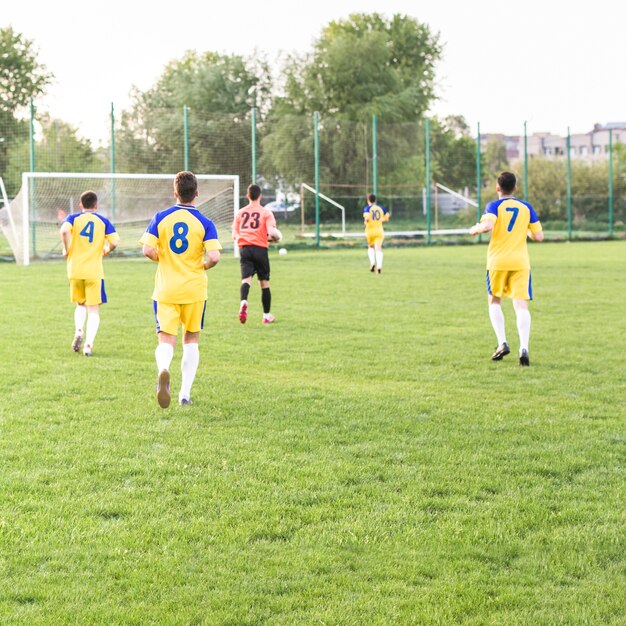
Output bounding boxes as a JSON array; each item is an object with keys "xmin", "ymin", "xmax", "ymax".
[{"xmin": 0, "ymin": 242, "xmax": 624, "ymax": 625}]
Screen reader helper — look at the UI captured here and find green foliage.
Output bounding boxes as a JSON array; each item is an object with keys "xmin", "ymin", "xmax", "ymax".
[
  {"xmin": 0, "ymin": 244, "xmax": 624, "ymax": 623},
  {"xmin": 430, "ymin": 116, "xmax": 476, "ymax": 190},
  {"xmin": 282, "ymin": 13, "xmax": 441, "ymax": 121},
  {"xmin": 261, "ymin": 14, "xmax": 443, "ymax": 193},
  {"xmin": 0, "ymin": 27, "xmax": 53, "ymax": 192},
  {"xmin": 485, "ymin": 158, "xmax": 619, "ymax": 225},
  {"xmin": 116, "ymin": 51, "xmax": 272, "ymax": 180},
  {"xmin": 483, "ymin": 136, "xmax": 509, "ymax": 178},
  {"xmin": 0, "ymin": 27, "xmax": 52, "ymax": 115},
  {"xmin": 3, "ymin": 115, "xmax": 101, "ymax": 194}
]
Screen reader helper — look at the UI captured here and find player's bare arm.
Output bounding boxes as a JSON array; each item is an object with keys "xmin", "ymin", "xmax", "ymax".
[
  {"xmin": 528, "ymin": 229, "xmax": 545, "ymax": 242},
  {"xmin": 469, "ymin": 220, "xmax": 494, "ymax": 236},
  {"xmin": 142, "ymin": 244, "xmax": 159, "ymax": 262},
  {"xmin": 203, "ymin": 249, "xmax": 220, "ymax": 270},
  {"xmin": 60, "ymin": 228, "xmax": 71, "ymax": 257},
  {"xmin": 104, "ymin": 240, "xmax": 119, "ymax": 256}
]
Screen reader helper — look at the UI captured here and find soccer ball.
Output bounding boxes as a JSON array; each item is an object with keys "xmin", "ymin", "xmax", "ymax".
[
  {"xmin": 268, "ymin": 227, "xmax": 283, "ymax": 243},
  {"xmin": 278, "ymin": 248, "xmax": 288, "ymax": 255}
]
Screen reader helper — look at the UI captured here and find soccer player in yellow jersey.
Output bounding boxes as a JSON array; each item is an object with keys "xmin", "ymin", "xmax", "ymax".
[
  {"xmin": 60, "ymin": 191, "xmax": 119, "ymax": 356},
  {"xmin": 140, "ymin": 172, "xmax": 222, "ymax": 408},
  {"xmin": 363, "ymin": 193, "xmax": 389, "ymax": 273},
  {"xmin": 470, "ymin": 172, "xmax": 544, "ymax": 366}
]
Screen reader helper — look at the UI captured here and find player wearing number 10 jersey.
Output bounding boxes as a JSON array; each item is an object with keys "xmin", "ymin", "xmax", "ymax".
[
  {"xmin": 140, "ymin": 172, "xmax": 222, "ymax": 408},
  {"xmin": 60, "ymin": 190, "xmax": 119, "ymax": 356},
  {"xmin": 363, "ymin": 193, "xmax": 389, "ymax": 274},
  {"xmin": 470, "ymin": 172, "xmax": 544, "ymax": 366}
]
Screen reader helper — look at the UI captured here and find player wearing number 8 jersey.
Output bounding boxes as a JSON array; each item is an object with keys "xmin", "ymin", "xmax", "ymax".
[
  {"xmin": 60, "ymin": 190, "xmax": 119, "ymax": 356},
  {"xmin": 140, "ymin": 172, "xmax": 222, "ymax": 408},
  {"xmin": 469, "ymin": 172, "xmax": 544, "ymax": 365},
  {"xmin": 232, "ymin": 184, "xmax": 279, "ymax": 325}
]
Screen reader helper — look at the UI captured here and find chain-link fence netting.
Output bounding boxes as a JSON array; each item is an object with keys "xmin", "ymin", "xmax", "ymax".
[{"xmin": 1, "ymin": 104, "xmax": 624, "ymax": 260}]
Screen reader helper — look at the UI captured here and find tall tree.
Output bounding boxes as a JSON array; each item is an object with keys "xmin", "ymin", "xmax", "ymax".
[
  {"xmin": 0, "ymin": 27, "xmax": 53, "ymax": 194},
  {"xmin": 280, "ymin": 13, "xmax": 441, "ymax": 121},
  {"xmin": 262, "ymin": 13, "xmax": 442, "ymax": 195},
  {"xmin": 4, "ymin": 115, "xmax": 100, "ymax": 192},
  {"xmin": 117, "ymin": 51, "xmax": 272, "ymax": 180},
  {"xmin": 0, "ymin": 27, "xmax": 52, "ymax": 115}
]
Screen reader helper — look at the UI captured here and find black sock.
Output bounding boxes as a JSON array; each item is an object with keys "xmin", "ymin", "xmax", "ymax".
[
  {"xmin": 261, "ymin": 287, "xmax": 271, "ymax": 314},
  {"xmin": 240, "ymin": 282, "xmax": 250, "ymax": 302}
]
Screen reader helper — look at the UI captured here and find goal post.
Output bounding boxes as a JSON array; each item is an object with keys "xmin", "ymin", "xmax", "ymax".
[
  {"xmin": 300, "ymin": 183, "xmax": 346, "ymax": 235},
  {"xmin": 2, "ymin": 172, "xmax": 239, "ymax": 265}
]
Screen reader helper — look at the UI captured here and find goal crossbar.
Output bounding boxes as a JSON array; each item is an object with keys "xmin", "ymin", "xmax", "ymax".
[
  {"xmin": 301, "ymin": 183, "xmax": 346, "ymax": 234},
  {"xmin": 18, "ymin": 172, "xmax": 239, "ymax": 265},
  {"xmin": 435, "ymin": 182, "xmax": 478, "ymax": 208}
]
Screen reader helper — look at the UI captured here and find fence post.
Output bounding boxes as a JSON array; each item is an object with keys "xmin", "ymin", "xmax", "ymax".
[
  {"xmin": 523, "ymin": 120, "xmax": 528, "ymax": 202},
  {"xmin": 476, "ymin": 122, "xmax": 482, "ymax": 243},
  {"xmin": 372, "ymin": 113, "xmax": 378, "ymax": 197},
  {"xmin": 111, "ymin": 102, "xmax": 116, "ymax": 221},
  {"xmin": 251, "ymin": 107, "xmax": 257, "ymax": 184},
  {"xmin": 609, "ymin": 128, "xmax": 614, "ymax": 237},
  {"xmin": 567, "ymin": 127, "xmax": 572, "ymax": 240},
  {"xmin": 183, "ymin": 105, "xmax": 189, "ymax": 171},
  {"xmin": 425, "ymin": 118, "xmax": 431, "ymax": 245},
  {"xmin": 29, "ymin": 97, "xmax": 36, "ymax": 259},
  {"xmin": 314, "ymin": 111, "xmax": 320, "ymax": 249}
]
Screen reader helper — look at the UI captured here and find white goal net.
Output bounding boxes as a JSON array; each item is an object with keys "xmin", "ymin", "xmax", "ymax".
[{"xmin": 0, "ymin": 172, "xmax": 239, "ymax": 264}]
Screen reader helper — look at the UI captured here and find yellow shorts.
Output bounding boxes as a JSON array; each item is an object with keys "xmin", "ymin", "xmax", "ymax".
[
  {"xmin": 366, "ymin": 232, "xmax": 384, "ymax": 247},
  {"xmin": 70, "ymin": 279, "xmax": 107, "ymax": 306},
  {"xmin": 153, "ymin": 300, "xmax": 206, "ymax": 335},
  {"xmin": 486, "ymin": 270, "xmax": 533, "ymax": 300}
]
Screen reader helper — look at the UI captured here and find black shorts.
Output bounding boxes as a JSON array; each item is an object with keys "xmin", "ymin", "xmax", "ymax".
[{"xmin": 240, "ymin": 245, "xmax": 270, "ymax": 281}]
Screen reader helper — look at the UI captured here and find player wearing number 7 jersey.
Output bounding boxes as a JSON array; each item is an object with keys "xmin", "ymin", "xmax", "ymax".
[
  {"xmin": 469, "ymin": 171, "xmax": 544, "ymax": 365},
  {"xmin": 140, "ymin": 172, "xmax": 222, "ymax": 408},
  {"xmin": 60, "ymin": 190, "xmax": 119, "ymax": 356}
]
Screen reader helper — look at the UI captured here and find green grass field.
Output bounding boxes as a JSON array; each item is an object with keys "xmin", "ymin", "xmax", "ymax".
[{"xmin": 1, "ymin": 242, "xmax": 624, "ymax": 625}]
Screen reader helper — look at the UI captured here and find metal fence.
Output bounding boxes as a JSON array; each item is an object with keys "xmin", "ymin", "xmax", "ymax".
[{"xmin": 1, "ymin": 100, "xmax": 624, "ymax": 255}]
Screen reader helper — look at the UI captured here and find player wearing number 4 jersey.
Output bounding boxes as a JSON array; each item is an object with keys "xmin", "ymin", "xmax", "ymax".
[
  {"xmin": 140, "ymin": 171, "xmax": 222, "ymax": 408},
  {"xmin": 60, "ymin": 190, "xmax": 119, "ymax": 356},
  {"xmin": 470, "ymin": 171, "xmax": 544, "ymax": 366},
  {"xmin": 232, "ymin": 183, "xmax": 280, "ymax": 325}
]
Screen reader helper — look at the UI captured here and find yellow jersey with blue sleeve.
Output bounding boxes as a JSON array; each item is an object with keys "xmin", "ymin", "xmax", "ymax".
[
  {"xmin": 363, "ymin": 203, "xmax": 389, "ymax": 234},
  {"xmin": 139, "ymin": 204, "xmax": 222, "ymax": 304},
  {"xmin": 61, "ymin": 211, "xmax": 119, "ymax": 279},
  {"xmin": 480, "ymin": 197, "xmax": 542, "ymax": 270}
]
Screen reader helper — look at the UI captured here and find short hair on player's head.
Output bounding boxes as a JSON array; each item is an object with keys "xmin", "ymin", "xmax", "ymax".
[
  {"xmin": 497, "ymin": 172, "xmax": 517, "ymax": 195},
  {"xmin": 174, "ymin": 171, "xmax": 198, "ymax": 203},
  {"xmin": 80, "ymin": 191, "xmax": 98, "ymax": 210},
  {"xmin": 368, "ymin": 193, "xmax": 376, "ymax": 203},
  {"xmin": 247, "ymin": 184, "xmax": 262, "ymax": 201}
]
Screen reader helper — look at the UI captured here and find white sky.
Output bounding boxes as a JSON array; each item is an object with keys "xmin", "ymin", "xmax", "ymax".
[{"xmin": 3, "ymin": 0, "xmax": 625, "ymax": 143}]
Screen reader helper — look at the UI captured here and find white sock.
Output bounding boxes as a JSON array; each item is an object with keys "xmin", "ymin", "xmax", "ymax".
[
  {"xmin": 516, "ymin": 308, "xmax": 531, "ymax": 352},
  {"xmin": 368, "ymin": 247, "xmax": 376, "ymax": 266},
  {"xmin": 179, "ymin": 343, "xmax": 199, "ymax": 401},
  {"xmin": 488, "ymin": 304, "xmax": 507, "ymax": 345},
  {"xmin": 74, "ymin": 305, "xmax": 87, "ymax": 335},
  {"xmin": 85, "ymin": 311, "xmax": 100, "ymax": 348},
  {"xmin": 155, "ymin": 342, "xmax": 174, "ymax": 373},
  {"xmin": 375, "ymin": 250, "xmax": 383, "ymax": 270}
]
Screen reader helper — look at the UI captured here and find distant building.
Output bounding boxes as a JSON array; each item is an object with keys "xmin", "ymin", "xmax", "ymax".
[{"xmin": 481, "ymin": 123, "xmax": 626, "ymax": 161}]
